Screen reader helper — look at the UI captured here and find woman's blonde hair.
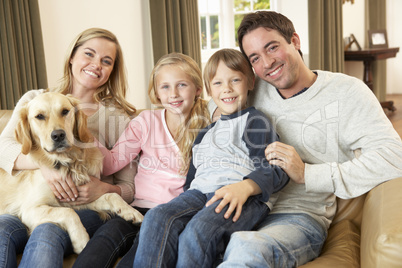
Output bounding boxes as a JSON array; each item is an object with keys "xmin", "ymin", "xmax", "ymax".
[
  {"xmin": 148, "ymin": 53, "xmax": 210, "ymax": 174},
  {"xmin": 203, "ymin": 48, "xmax": 255, "ymax": 96},
  {"xmin": 54, "ymin": 28, "xmax": 136, "ymax": 116}
]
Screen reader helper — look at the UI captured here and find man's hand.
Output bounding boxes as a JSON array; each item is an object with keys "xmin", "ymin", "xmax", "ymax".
[
  {"xmin": 265, "ymin": 141, "xmax": 305, "ymax": 184},
  {"xmin": 206, "ymin": 179, "xmax": 261, "ymax": 222},
  {"xmin": 40, "ymin": 166, "xmax": 78, "ymax": 201}
]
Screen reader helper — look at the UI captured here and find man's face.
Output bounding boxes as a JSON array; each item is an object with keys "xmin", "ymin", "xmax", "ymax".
[{"xmin": 242, "ymin": 27, "xmax": 302, "ymax": 95}]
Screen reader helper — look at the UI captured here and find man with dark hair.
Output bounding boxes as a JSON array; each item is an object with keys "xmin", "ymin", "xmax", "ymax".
[{"xmin": 209, "ymin": 11, "xmax": 402, "ymax": 267}]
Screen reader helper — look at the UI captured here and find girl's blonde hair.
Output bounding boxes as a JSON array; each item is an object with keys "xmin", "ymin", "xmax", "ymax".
[
  {"xmin": 148, "ymin": 53, "xmax": 210, "ymax": 174},
  {"xmin": 203, "ymin": 48, "xmax": 255, "ymax": 95},
  {"xmin": 55, "ymin": 28, "xmax": 136, "ymax": 116}
]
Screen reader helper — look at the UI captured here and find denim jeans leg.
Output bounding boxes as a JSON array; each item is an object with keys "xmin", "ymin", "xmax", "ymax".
[
  {"xmin": 177, "ymin": 195, "xmax": 269, "ymax": 268},
  {"xmin": 0, "ymin": 215, "xmax": 28, "ymax": 268},
  {"xmin": 115, "ymin": 207, "xmax": 149, "ymax": 268},
  {"xmin": 18, "ymin": 223, "xmax": 71, "ymax": 268},
  {"xmin": 76, "ymin": 209, "xmax": 106, "ymax": 237},
  {"xmin": 134, "ymin": 190, "xmax": 206, "ymax": 268},
  {"xmin": 73, "ymin": 216, "xmax": 141, "ymax": 268},
  {"xmin": 218, "ymin": 213, "xmax": 327, "ymax": 268},
  {"xmin": 19, "ymin": 209, "xmax": 105, "ymax": 268}
]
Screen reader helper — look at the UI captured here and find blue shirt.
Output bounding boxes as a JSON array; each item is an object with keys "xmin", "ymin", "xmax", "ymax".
[{"xmin": 185, "ymin": 107, "xmax": 289, "ymax": 203}]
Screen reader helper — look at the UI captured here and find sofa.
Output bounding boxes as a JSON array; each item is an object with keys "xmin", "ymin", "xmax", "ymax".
[{"xmin": 1, "ymin": 109, "xmax": 402, "ymax": 267}]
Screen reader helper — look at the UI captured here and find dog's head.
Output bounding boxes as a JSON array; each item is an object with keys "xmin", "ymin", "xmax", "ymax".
[{"xmin": 15, "ymin": 92, "xmax": 92, "ymax": 155}]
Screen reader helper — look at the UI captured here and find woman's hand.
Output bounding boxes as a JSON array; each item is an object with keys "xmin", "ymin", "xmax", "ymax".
[
  {"xmin": 40, "ymin": 166, "xmax": 78, "ymax": 201},
  {"xmin": 206, "ymin": 179, "xmax": 261, "ymax": 222},
  {"xmin": 60, "ymin": 176, "xmax": 116, "ymax": 205},
  {"xmin": 265, "ymin": 141, "xmax": 305, "ymax": 184}
]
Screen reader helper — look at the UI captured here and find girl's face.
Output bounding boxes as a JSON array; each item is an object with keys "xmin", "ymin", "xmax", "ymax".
[
  {"xmin": 70, "ymin": 37, "xmax": 116, "ymax": 94},
  {"xmin": 155, "ymin": 65, "xmax": 201, "ymax": 118},
  {"xmin": 210, "ymin": 61, "xmax": 252, "ymax": 115}
]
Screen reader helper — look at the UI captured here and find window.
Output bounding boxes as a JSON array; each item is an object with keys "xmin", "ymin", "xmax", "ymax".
[{"xmin": 198, "ymin": 0, "xmax": 275, "ymax": 63}]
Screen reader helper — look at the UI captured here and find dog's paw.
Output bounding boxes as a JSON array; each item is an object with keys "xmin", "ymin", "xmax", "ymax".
[
  {"xmin": 71, "ymin": 232, "xmax": 90, "ymax": 254},
  {"xmin": 119, "ymin": 206, "xmax": 144, "ymax": 223}
]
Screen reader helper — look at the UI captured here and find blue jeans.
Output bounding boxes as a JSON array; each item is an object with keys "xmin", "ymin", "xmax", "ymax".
[
  {"xmin": 0, "ymin": 215, "xmax": 28, "ymax": 268},
  {"xmin": 115, "ymin": 207, "xmax": 149, "ymax": 268},
  {"xmin": 134, "ymin": 189, "xmax": 269, "ymax": 268},
  {"xmin": 73, "ymin": 212, "xmax": 145, "ymax": 268},
  {"xmin": 218, "ymin": 213, "xmax": 327, "ymax": 267},
  {"xmin": 3, "ymin": 210, "xmax": 104, "ymax": 268}
]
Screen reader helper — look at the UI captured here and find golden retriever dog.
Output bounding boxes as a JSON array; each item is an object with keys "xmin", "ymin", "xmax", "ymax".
[{"xmin": 0, "ymin": 92, "xmax": 143, "ymax": 254}]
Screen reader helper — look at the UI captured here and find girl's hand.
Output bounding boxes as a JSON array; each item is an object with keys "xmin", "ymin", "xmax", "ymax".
[
  {"xmin": 40, "ymin": 166, "xmax": 78, "ymax": 201},
  {"xmin": 265, "ymin": 141, "xmax": 305, "ymax": 184},
  {"xmin": 60, "ymin": 176, "xmax": 107, "ymax": 205},
  {"xmin": 206, "ymin": 179, "xmax": 261, "ymax": 222}
]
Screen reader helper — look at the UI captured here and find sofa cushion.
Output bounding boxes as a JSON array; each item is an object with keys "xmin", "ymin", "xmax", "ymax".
[
  {"xmin": 361, "ymin": 177, "xmax": 402, "ymax": 268},
  {"xmin": 0, "ymin": 110, "xmax": 13, "ymax": 133},
  {"xmin": 299, "ymin": 220, "xmax": 360, "ymax": 268}
]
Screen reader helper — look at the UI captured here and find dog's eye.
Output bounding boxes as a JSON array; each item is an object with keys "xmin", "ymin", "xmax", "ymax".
[
  {"xmin": 62, "ymin": 109, "xmax": 70, "ymax": 116},
  {"xmin": 35, "ymin": 114, "xmax": 45, "ymax": 120}
]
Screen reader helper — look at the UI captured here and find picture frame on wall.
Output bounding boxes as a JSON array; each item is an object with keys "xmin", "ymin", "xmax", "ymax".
[{"xmin": 368, "ymin": 29, "xmax": 388, "ymax": 49}]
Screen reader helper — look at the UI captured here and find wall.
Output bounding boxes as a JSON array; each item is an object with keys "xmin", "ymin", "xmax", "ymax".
[
  {"xmin": 38, "ymin": 0, "xmax": 153, "ymax": 109},
  {"xmin": 343, "ymin": 0, "xmax": 365, "ymax": 79},
  {"xmin": 343, "ymin": 0, "xmax": 402, "ymax": 94},
  {"xmin": 386, "ymin": 0, "xmax": 402, "ymax": 94},
  {"xmin": 37, "ymin": 0, "xmax": 401, "ymax": 110},
  {"xmin": 276, "ymin": 0, "xmax": 309, "ymax": 67}
]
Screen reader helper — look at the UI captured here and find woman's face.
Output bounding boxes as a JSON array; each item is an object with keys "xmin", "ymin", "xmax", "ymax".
[{"xmin": 70, "ymin": 37, "xmax": 116, "ymax": 93}]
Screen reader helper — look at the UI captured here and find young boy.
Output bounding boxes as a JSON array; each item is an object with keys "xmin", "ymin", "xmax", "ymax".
[{"xmin": 133, "ymin": 49, "xmax": 289, "ymax": 268}]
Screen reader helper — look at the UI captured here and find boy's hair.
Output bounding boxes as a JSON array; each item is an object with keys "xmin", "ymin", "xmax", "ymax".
[
  {"xmin": 203, "ymin": 48, "xmax": 254, "ymax": 96},
  {"xmin": 148, "ymin": 52, "xmax": 210, "ymax": 174},
  {"xmin": 237, "ymin": 11, "xmax": 303, "ymax": 59}
]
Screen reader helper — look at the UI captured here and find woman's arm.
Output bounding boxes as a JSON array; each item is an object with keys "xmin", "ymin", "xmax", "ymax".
[{"xmin": 0, "ymin": 90, "xmax": 43, "ymax": 173}]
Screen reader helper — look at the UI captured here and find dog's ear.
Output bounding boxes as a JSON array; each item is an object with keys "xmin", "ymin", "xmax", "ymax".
[
  {"xmin": 65, "ymin": 94, "xmax": 93, "ymax": 143},
  {"xmin": 15, "ymin": 105, "xmax": 33, "ymax": 154},
  {"xmin": 66, "ymin": 94, "xmax": 80, "ymax": 107},
  {"xmin": 65, "ymin": 94, "xmax": 92, "ymax": 143},
  {"xmin": 74, "ymin": 107, "xmax": 93, "ymax": 143}
]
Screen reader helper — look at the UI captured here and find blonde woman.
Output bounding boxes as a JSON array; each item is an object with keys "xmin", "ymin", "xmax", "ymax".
[{"xmin": 0, "ymin": 28, "xmax": 136, "ymax": 268}]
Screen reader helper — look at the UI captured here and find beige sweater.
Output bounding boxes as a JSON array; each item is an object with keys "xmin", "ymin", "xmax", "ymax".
[{"xmin": 0, "ymin": 89, "xmax": 136, "ymax": 203}]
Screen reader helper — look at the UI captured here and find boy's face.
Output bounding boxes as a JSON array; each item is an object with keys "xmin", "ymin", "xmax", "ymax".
[{"xmin": 210, "ymin": 61, "xmax": 252, "ymax": 116}]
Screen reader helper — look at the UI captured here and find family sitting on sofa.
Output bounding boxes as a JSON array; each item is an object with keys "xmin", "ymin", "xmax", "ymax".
[{"xmin": 1, "ymin": 11, "xmax": 402, "ymax": 268}]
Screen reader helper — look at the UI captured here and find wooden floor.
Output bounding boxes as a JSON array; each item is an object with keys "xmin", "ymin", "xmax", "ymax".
[{"xmin": 386, "ymin": 94, "xmax": 402, "ymax": 137}]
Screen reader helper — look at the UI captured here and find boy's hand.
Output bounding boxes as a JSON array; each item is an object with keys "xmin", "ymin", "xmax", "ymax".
[{"xmin": 206, "ymin": 179, "xmax": 261, "ymax": 222}]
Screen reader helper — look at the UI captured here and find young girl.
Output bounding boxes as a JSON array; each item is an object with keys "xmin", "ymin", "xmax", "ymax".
[
  {"xmin": 76, "ymin": 52, "xmax": 210, "ymax": 267},
  {"xmin": 132, "ymin": 48, "xmax": 289, "ymax": 268}
]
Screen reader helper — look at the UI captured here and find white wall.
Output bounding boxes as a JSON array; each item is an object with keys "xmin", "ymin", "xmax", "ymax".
[
  {"xmin": 38, "ymin": 0, "xmax": 153, "ymax": 109},
  {"xmin": 386, "ymin": 0, "xmax": 402, "ymax": 94},
  {"xmin": 37, "ymin": 0, "xmax": 401, "ymax": 110},
  {"xmin": 276, "ymin": 0, "xmax": 309, "ymax": 66},
  {"xmin": 343, "ymin": 0, "xmax": 402, "ymax": 94},
  {"xmin": 343, "ymin": 0, "xmax": 365, "ymax": 80}
]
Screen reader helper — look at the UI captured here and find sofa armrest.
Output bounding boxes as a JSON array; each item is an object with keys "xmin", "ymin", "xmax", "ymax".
[{"xmin": 361, "ymin": 177, "xmax": 402, "ymax": 268}]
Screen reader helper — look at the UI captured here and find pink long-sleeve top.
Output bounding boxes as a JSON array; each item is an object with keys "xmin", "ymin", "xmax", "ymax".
[{"xmin": 99, "ymin": 109, "xmax": 185, "ymax": 208}]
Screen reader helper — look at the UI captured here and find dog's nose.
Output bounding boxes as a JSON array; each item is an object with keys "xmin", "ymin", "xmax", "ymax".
[{"xmin": 51, "ymin": 129, "xmax": 66, "ymax": 142}]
